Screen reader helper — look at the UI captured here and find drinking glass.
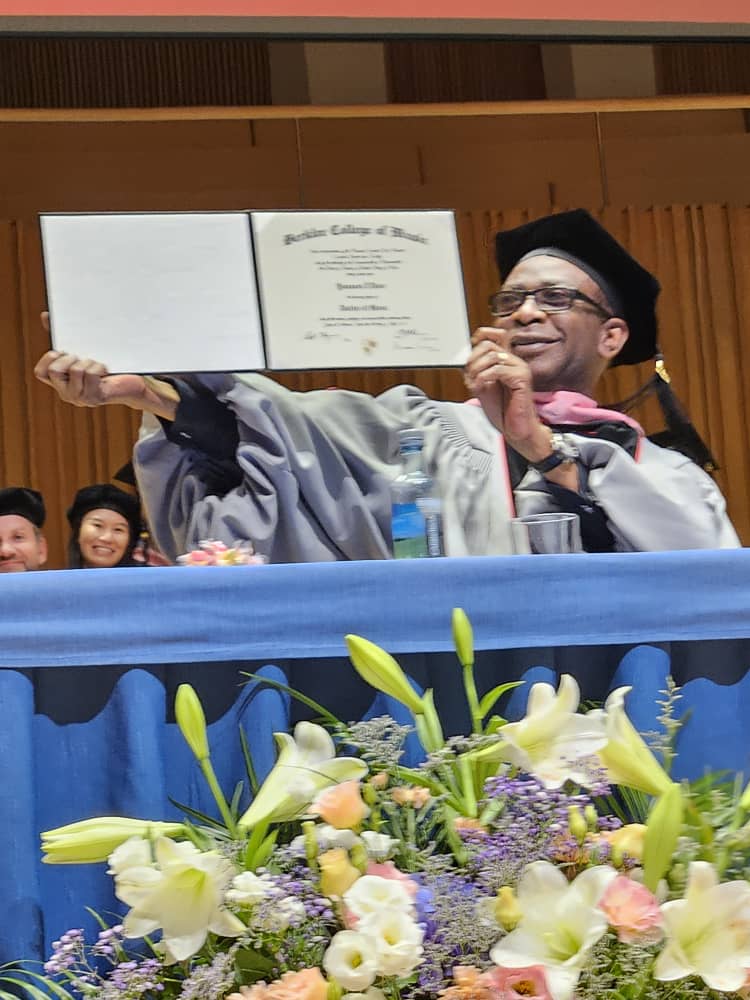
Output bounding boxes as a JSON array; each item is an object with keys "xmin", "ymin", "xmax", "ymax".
[{"xmin": 510, "ymin": 512, "xmax": 582, "ymax": 554}]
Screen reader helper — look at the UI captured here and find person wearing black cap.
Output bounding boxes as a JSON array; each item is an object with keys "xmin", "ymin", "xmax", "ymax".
[
  {"xmin": 66, "ymin": 484, "xmax": 144, "ymax": 569},
  {"xmin": 35, "ymin": 210, "xmax": 738, "ymax": 560},
  {"xmin": 0, "ymin": 487, "xmax": 48, "ymax": 573}
]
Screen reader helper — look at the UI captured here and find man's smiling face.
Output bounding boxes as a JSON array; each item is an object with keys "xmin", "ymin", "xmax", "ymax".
[{"xmin": 495, "ymin": 254, "xmax": 628, "ymax": 395}]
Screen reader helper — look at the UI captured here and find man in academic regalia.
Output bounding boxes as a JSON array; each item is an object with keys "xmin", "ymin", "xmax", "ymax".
[
  {"xmin": 0, "ymin": 487, "xmax": 48, "ymax": 573},
  {"xmin": 33, "ymin": 210, "xmax": 739, "ymax": 559}
]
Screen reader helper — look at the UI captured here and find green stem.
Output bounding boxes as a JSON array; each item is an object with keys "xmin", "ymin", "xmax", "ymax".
[
  {"xmin": 462, "ymin": 662, "xmax": 483, "ymax": 734},
  {"xmin": 199, "ymin": 757, "xmax": 238, "ymax": 837}
]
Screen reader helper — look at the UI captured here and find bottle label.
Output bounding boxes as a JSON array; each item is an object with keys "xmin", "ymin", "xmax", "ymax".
[
  {"xmin": 391, "ymin": 502, "xmax": 428, "ymax": 559},
  {"xmin": 424, "ymin": 512, "xmax": 443, "ymax": 558}
]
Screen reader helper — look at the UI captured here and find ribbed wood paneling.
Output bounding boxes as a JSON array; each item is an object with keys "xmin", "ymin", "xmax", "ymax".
[
  {"xmin": 385, "ymin": 40, "xmax": 546, "ymax": 103},
  {"xmin": 0, "ymin": 37, "xmax": 271, "ymax": 108},
  {"xmin": 655, "ymin": 43, "xmax": 750, "ymax": 96}
]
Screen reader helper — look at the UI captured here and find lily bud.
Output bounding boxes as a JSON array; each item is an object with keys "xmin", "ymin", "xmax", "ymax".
[
  {"xmin": 327, "ymin": 979, "xmax": 343, "ymax": 1000},
  {"xmin": 175, "ymin": 683, "xmax": 210, "ymax": 762},
  {"xmin": 642, "ymin": 782, "xmax": 684, "ymax": 893},
  {"xmin": 349, "ymin": 840, "xmax": 369, "ymax": 874},
  {"xmin": 42, "ymin": 816, "xmax": 186, "ymax": 864},
  {"xmin": 345, "ymin": 635, "xmax": 424, "ymax": 715},
  {"xmin": 568, "ymin": 806, "xmax": 588, "ymax": 846},
  {"xmin": 584, "ymin": 805, "xmax": 598, "ymax": 830},
  {"xmin": 452, "ymin": 608, "xmax": 474, "ymax": 669},
  {"xmin": 494, "ymin": 885, "xmax": 522, "ymax": 931}
]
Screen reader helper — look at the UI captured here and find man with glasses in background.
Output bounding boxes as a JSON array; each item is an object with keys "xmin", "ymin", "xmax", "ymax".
[{"xmin": 35, "ymin": 210, "xmax": 738, "ymax": 559}]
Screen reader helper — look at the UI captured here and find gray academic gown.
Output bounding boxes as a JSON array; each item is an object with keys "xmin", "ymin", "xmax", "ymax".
[{"xmin": 133, "ymin": 373, "xmax": 739, "ymax": 563}]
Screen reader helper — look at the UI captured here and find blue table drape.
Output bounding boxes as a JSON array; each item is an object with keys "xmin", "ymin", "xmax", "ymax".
[{"xmin": 2, "ymin": 550, "xmax": 750, "ymax": 966}]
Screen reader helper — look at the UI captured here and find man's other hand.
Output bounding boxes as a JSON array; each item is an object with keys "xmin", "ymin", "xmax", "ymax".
[{"xmin": 36, "ymin": 313, "xmax": 179, "ymax": 421}]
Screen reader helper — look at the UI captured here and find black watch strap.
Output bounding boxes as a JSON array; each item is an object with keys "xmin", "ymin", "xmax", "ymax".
[
  {"xmin": 528, "ymin": 432, "xmax": 581, "ymax": 473},
  {"xmin": 529, "ymin": 451, "xmax": 566, "ymax": 473}
]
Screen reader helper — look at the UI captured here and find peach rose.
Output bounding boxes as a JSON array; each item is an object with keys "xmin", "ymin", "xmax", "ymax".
[
  {"xmin": 311, "ymin": 781, "xmax": 370, "ymax": 829},
  {"xmin": 483, "ymin": 965, "xmax": 552, "ymax": 1000},
  {"xmin": 599, "ymin": 874, "xmax": 663, "ymax": 944},
  {"xmin": 391, "ymin": 785, "xmax": 432, "ymax": 808},
  {"xmin": 227, "ymin": 987, "xmax": 269, "ymax": 1000},
  {"xmin": 366, "ymin": 860, "xmax": 418, "ymax": 898},
  {"xmin": 438, "ymin": 965, "xmax": 494, "ymax": 1000},
  {"xmin": 260, "ymin": 970, "xmax": 328, "ymax": 1000},
  {"xmin": 319, "ymin": 848, "xmax": 361, "ymax": 898}
]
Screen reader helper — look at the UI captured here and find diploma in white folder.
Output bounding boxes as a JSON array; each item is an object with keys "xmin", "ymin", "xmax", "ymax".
[{"xmin": 40, "ymin": 210, "xmax": 471, "ymax": 374}]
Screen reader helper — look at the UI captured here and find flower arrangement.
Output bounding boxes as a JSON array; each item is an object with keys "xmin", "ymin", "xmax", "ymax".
[
  {"xmin": 177, "ymin": 540, "xmax": 266, "ymax": 566},
  {"xmin": 9, "ymin": 610, "xmax": 750, "ymax": 1000}
]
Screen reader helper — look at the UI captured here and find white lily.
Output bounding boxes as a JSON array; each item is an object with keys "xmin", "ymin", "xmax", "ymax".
[
  {"xmin": 238, "ymin": 721, "xmax": 367, "ymax": 829},
  {"xmin": 117, "ymin": 837, "xmax": 244, "ymax": 962},
  {"xmin": 498, "ymin": 675, "xmax": 608, "ymax": 789},
  {"xmin": 594, "ymin": 687, "xmax": 672, "ymax": 797},
  {"xmin": 490, "ymin": 861, "xmax": 617, "ymax": 1000},
  {"xmin": 654, "ymin": 861, "xmax": 750, "ymax": 991}
]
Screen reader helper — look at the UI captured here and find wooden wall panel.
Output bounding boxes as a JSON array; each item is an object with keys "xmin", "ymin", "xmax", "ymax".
[
  {"xmin": 602, "ymin": 134, "xmax": 750, "ymax": 206},
  {"xmin": 599, "ymin": 108, "xmax": 748, "ymax": 138},
  {"xmin": 0, "ymin": 120, "xmax": 302, "ymax": 219},
  {"xmin": 298, "ymin": 115, "xmax": 603, "ymax": 210}
]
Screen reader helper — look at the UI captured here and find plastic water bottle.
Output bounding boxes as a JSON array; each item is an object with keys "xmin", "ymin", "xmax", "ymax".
[{"xmin": 390, "ymin": 428, "xmax": 443, "ymax": 558}]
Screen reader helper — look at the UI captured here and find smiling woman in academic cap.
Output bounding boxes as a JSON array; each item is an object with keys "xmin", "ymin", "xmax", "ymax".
[
  {"xmin": 36, "ymin": 209, "xmax": 739, "ymax": 559},
  {"xmin": 66, "ymin": 484, "xmax": 144, "ymax": 569}
]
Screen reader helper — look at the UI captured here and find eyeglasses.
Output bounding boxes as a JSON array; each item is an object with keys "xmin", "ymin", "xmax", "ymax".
[{"xmin": 488, "ymin": 286, "xmax": 613, "ymax": 320}]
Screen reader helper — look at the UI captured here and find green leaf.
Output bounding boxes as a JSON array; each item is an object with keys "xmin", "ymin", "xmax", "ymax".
[
  {"xmin": 230, "ymin": 780, "xmax": 245, "ymax": 818},
  {"xmin": 478, "ymin": 681, "xmax": 523, "ymax": 720},
  {"xmin": 235, "ymin": 948, "xmax": 275, "ymax": 975},
  {"xmin": 240, "ymin": 726, "xmax": 260, "ymax": 795},
  {"xmin": 241, "ymin": 672, "xmax": 343, "ymax": 728}
]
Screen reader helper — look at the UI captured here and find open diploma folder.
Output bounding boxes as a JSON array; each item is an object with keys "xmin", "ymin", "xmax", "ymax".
[{"xmin": 40, "ymin": 210, "xmax": 471, "ymax": 374}]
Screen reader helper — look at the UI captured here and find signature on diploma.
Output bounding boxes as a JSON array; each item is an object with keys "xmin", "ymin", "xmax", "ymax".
[
  {"xmin": 303, "ymin": 330, "xmax": 352, "ymax": 342},
  {"xmin": 392, "ymin": 328, "xmax": 441, "ymax": 352}
]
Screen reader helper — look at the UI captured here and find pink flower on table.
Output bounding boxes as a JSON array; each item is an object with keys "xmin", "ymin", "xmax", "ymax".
[
  {"xmin": 599, "ymin": 874, "xmax": 663, "ymax": 944},
  {"xmin": 310, "ymin": 780, "xmax": 370, "ymax": 829},
  {"xmin": 483, "ymin": 965, "xmax": 553, "ymax": 1000},
  {"xmin": 178, "ymin": 549, "xmax": 215, "ymax": 566},
  {"xmin": 366, "ymin": 860, "xmax": 418, "ymax": 898}
]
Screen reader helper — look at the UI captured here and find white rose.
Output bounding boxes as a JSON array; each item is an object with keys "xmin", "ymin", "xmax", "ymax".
[
  {"xmin": 289, "ymin": 825, "xmax": 360, "ymax": 856},
  {"xmin": 226, "ymin": 871, "xmax": 271, "ymax": 907},
  {"xmin": 358, "ymin": 911, "xmax": 423, "ymax": 977},
  {"xmin": 323, "ymin": 931, "xmax": 378, "ymax": 991},
  {"xmin": 343, "ymin": 875, "xmax": 413, "ymax": 919},
  {"xmin": 360, "ymin": 832, "xmax": 399, "ymax": 860}
]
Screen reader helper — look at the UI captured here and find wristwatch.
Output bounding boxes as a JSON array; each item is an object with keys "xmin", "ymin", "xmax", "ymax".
[{"xmin": 528, "ymin": 432, "xmax": 581, "ymax": 473}]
